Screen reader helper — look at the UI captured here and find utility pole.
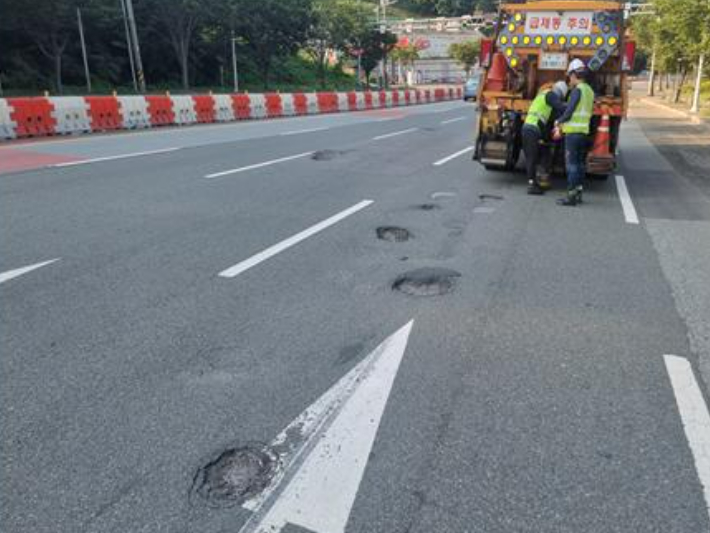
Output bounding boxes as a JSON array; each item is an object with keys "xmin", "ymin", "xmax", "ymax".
[
  {"xmin": 231, "ymin": 32, "xmax": 239, "ymax": 93},
  {"xmin": 690, "ymin": 53, "xmax": 705, "ymax": 114},
  {"xmin": 379, "ymin": 0, "xmax": 399, "ymax": 89},
  {"xmin": 357, "ymin": 52, "xmax": 362, "ymax": 90},
  {"xmin": 124, "ymin": 0, "xmax": 146, "ymax": 93},
  {"xmin": 381, "ymin": 0, "xmax": 387, "ymax": 88},
  {"xmin": 77, "ymin": 8, "xmax": 92, "ymax": 93},
  {"xmin": 380, "ymin": 0, "xmax": 388, "ymax": 89},
  {"xmin": 120, "ymin": 0, "xmax": 138, "ymax": 92},
  {"xmin": 647, "ymin": 47, "xmax": 656, "ymax": 97}
]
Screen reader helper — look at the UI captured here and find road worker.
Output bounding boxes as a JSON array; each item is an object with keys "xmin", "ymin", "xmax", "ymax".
[
  {"xmin": 522, "ymin": 80, "xmax": 568, "ymax": 195},
  {"xmin": 555, "ymin": 58, "xmax": 595, "ymax": 206}
]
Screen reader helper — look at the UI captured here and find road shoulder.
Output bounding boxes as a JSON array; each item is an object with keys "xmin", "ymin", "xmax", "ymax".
[{"xmin": 624, "ymin": 96, "xmax": 710, "ymax": 396}]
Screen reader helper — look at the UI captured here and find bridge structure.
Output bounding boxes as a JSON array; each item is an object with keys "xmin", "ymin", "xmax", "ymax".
[
  {"xmin": 625, "ymin": 2, "xmax": 654, "ymax": 17},
  {"xmin": 373, "ymin": 14, "xmax": 489, "ymax": 86},
  {"xmin": 383, "ymin": 13, "xmax": 495, "ymax": 35}
]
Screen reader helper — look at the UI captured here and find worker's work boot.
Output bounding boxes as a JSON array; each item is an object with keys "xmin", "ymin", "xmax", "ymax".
[
  {"xmin": 556, "ymin": 188, "xmax": 581, "ymax": 206},
  {"xmin": 527, "ymin": 180, "xmax": 545, "ymax": 195},
  {"xmin": 574, "ymin": 185, "xmax": 584, "ymax": 204}
]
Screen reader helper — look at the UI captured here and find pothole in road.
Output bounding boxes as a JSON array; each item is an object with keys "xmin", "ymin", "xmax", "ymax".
[
  {"xmin": 417, "ymin": 203, "xmax": 441, "ymax": 211},
  {"xmin": 311, "ymin": 149, "xmax": 348, "ymax": 161},
  {"xmin": 392, "ymin": 267, "xmax": 461, "ymax": 297},
  {"xmin": 191, "ymin": 444, "xmax": 278, "ymax": 508},
  {"xmin": 376, "ymin": 226, "xmax": 411, "ymax": 242},
  {"xmin": 479, "ymin": 194, "xmax": 504, "ymax": 201}
]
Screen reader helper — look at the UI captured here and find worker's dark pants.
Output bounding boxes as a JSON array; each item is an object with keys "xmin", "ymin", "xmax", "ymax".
[
  {"xmin": 522, "ymin": 124, "xmax": 549, "ymax": 184},
  {"xmin": 564, "ymin": 133, "xmax": 588, "ymax": 190}
]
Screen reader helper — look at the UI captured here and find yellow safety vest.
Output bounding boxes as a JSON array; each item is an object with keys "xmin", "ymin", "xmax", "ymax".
[
  {"xmin": 562, "ymin": 82, "xmax": 594, "ymax": 135},
  {"xmin": 525, "ymin": 90, "xmax": 552, "ymax": 129}
]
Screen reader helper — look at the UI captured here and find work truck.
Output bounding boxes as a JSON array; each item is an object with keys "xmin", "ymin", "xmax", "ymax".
[{"xmin": 474, "ymin": 0, "xmax": 636, "ymax": 177}]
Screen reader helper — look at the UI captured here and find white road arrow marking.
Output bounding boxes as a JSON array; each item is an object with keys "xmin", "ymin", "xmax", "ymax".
[
  {"xmin": 0, "ymin": 258, "xmax": 60, "ymax": 285},
  {"xmin": 239, "ymin": 320, "xmax": 415, "ymax": 533}
]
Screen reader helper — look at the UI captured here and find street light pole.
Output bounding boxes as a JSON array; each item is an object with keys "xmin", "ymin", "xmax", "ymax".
[
  {"xmin": 690, "ymin": 53, "xmax": 705, "ymax": 114},
  {"xmin": 120, "ymin": 0, "xmax": 138, "ymax": 92},
  {"xmin": 379, "ymin": 0, "xmax": 398, "ymax": 89},
  {"xmin": 124, "ymin": 0, "xmax": 146, "ymax": 93},
  {"xmin": 231, "ymin": 32, "xmax": 239, "ymax": 93},
  {"xmin": 357, "ymin": 53, "xmax": 362, "ymax": 90},
  {"xmin": 77, "ymin": 7, "xmax": 92, "ymax": 94}
]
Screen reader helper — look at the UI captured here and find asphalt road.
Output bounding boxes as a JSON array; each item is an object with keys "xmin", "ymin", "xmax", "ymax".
[{"xmin": 2, "ymin": 99, "xmax": 709, "ymax": 533}]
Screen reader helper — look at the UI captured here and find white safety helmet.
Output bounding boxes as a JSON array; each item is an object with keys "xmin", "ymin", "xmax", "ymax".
[
  {"xmin": 567, "ymin": 58, "xmax": 587, "ymax": 74},
  {"xmin": 553, "ymin": 81, "xmax": 569, "ymax": 99}
]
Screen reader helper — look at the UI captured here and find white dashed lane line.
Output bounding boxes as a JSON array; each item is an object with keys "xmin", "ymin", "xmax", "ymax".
[
  {"xmin": 280, "ymin": 127, "xmax": 330, "ymax": 136},
  {"xmin": 433, "ymin": 146, "xmax": 474, "ymax": 166},
  {"xmin": 440, "ymin": 117, "xmax": 467, "ymax": 125},
  {"xmin": 664, "ymin": 354, "xmax": 710, "ymax": 523},
  {"xmin": 615, "ymin": 175, "xmax": 640, "ymax": 225},
  {"xmin": 372, "ymin": 128, "xmax": 418, "ymax": 141},
  {"xmin": 205, "ymin": 152, "xmax": 314, "ymax": 178},
  {"xmin": 0, "ymin": 259, "xmax": 61, "ymax": 285},
  {"xmin": 218, "ymin": 200, "xmax": 374, "ymax": 278},
  {"xmin": 51, "ymin": 148, "xmax": 180, "ymax": 167}
]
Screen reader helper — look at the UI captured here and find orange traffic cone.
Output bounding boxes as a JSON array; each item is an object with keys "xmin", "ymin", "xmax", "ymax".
[
  {"xmin": 587, "ymin": 114, "xmax": 614, "ymax": 175},
  {"xmin": 484, "ymin": 53, "xmax": 508, "ymax": 92},
  {"xmin": 590, "ymin": 114, "xmax": 612, "ymax": 156}
]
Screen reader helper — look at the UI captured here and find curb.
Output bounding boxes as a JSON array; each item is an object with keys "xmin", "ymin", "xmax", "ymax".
[{"xmin": 639, "ymin": 97, "xmax": 704, "ymax": 125}]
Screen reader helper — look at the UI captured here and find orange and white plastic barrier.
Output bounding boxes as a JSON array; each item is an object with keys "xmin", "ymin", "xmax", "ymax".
[
  {"xmin": 0, "ymin": 87, "xmax": 464, "ymax": 140},
  {"xmin": 117, "ymin": 96, "xmax": 151, "ymax": 129}
]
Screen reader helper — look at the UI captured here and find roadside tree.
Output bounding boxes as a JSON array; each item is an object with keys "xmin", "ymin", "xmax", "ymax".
[{"xmin": 448, "ymin": 40, "xmax": 480, "ymax": 78}]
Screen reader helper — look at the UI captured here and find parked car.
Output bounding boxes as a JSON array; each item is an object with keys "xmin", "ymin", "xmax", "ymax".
[{"xmin": 463, "ymin": 76, "xmax": 480, "ymax": 101}]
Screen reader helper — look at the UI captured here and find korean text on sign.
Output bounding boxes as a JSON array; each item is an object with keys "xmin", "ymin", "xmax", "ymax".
[{"xmin": 524, "ymin": 11, "xmax": 594, "ymax": 35}]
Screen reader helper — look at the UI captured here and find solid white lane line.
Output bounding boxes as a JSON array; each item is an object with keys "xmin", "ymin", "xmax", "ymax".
[
  {"xmin": 280, "ymin": 127, "xmax": 330, "ymax": 136},
  {"xmin": 664, "ymin": 354, "xmax": 710, "ymax": 521},
  {"xmin": 219, "ymin": 200, "xmax": 374, "ymax": 278},
  {"xmin": 615, "ymin": 175, "xmax": 640, "ymax": 225},
  {"xmin": 433, "ymin": 146, "xmax": 474, "ymax": 166},
  {"xmin": 441, "ymin": 116, "xmax": 467, "ymax": 125},
  {"xmin": 205, "ymin": 151, "xmax": 314, "ymax": 178},
  {"xmin": 0, "ymin": 259, "xmax": 60, "ymax": 285},
  {"xmin": 52, "ymin": 147, "xmax": 180, "ymax": 167},
  {"xmin": 240, "ymin": 321, "xmax": 414, "ymax": 533},
  {"xmin": 372, "ymin": 128, "xmax": 418, "ymax": 140}
]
